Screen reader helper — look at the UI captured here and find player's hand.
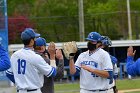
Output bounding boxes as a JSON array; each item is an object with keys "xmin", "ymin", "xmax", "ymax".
[
  {"xmin": 48, "ymin": 42, "xmax": 56, "ymax": 60},
  {"xmin": 81, "ymin": 65, "xmax": 93, "ymax": 72},
  {"xmin": 127, "ymin": 46, "xmax": 136, "ymax": 57},
  {"xmin": 56, "ymin": 49, "xmax": 63, "ymax": 60}
]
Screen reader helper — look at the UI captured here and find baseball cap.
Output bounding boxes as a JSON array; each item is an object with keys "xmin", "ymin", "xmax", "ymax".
[
  {"xmin": 35, "ymin": 37, "xmax": 48, "ymax": 46},
  {"xmin": 86, "ymin": 32, "xmax": 101, "ymax": 42},
  {"xmin": 21, "ymin": 28, "xmax": 40, "ymax": 40}
]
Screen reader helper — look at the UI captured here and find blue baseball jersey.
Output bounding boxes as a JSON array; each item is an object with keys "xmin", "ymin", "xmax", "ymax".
[
  {"xmin": 110, "ymin": 55, "xmax": 118, "ymax": 78},
  {"xmin": 109, "ymin": 55, "xmax": 118, "ymax": 88},
  {"xmin": 110, "ymin": 55, "xmax": 118, "ymax": 65},
  {"xmin": 0, "ymin": 45, "xmax": 10, "ymax": 71},
  {"xmin": 126, "ymin": 56, "xmax": 140, "ymax": 76}
]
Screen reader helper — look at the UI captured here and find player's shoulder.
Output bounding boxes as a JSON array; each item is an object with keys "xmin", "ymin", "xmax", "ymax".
[
  {"xmin": 98, "ymin": 48, "xmax": 110, "ymax": 56},
  {"xmin": 12, "ymin": 48, "xmax": 38, "ymax": 57},
  {"xmin": 98, "ymin": 48, "xmax": 107, "ymax": 53},
  {"xmin": 11, "ymin": 48, "xmax": 23, "ymax": 56},
  {"xmin": 110, "ymin": 55, "xmax": 118, "ymax": 63},
  {"xmin": 28, "ymin": 50, "xmax": 43, "ymax": 59},
  {"xmin": 136, "ymin": 58, "xmax": 140, "ymax": 62},
  {"xmin": 79, "ymin": 50, "xmax": 88, "ymax": 57}
]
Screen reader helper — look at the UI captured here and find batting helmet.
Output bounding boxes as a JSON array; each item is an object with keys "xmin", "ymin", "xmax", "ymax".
[
  {"xmin": 35, "ymin": 37, "xmax": 48, "ymax": 46},
  {"xmin": 86, "ymin": 32, "xmax": 101, "ymax": 42},
  {"xmin": 101, "ymin": 36, "xmax": 112, "ymax": 46},
  {"xmin": 21, "ymin": 28, "xmax": 40, "ymax": 40}
]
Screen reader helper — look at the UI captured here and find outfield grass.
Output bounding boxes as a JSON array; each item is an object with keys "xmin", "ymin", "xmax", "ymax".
[
  {"xmin": 1, "ymin": 79, "xmax": 140, "ymax": 93},
  {"xmin": 54, "ymin": 83, "xmax": 79, "ymax": 93},
  {"xmin": 54, "ymin": 79, "xmax": 140, "ymax": 93},
  {"xmin": 116, "ymin": 79, "xmax": 140, "ymax": 90}
]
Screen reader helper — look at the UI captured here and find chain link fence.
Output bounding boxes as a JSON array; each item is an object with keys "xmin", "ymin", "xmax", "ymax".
[{"xmin": 8, "ymin": 11, "xmax": 140, "ymax": 44}]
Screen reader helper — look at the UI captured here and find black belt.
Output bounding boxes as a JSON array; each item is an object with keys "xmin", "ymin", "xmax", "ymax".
[
  {"xmin": 92, "ymin": 89, "xmax": 110, "ymax": 92},
  {"xmin": 17, "ymin": 89, "xmax": 37, "ymax": 92},
  {"xmin": 84, "ymin": 87, "xmax": 113, "ymax": 92}
]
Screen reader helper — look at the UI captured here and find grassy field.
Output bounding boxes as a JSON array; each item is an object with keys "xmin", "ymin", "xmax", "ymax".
[
  {"xmin": 116, "ymin": 79, "xmax": 140, "ymax": 90},
  {"xmin": 55, "ymin": 83, "xmax": 79, "ymax": 93},
  {"xmin": 54, "ymin": 79, "xmax": 140, "ymax": 93},
  {"xmin": 1, "ymin": 79, "xmax": 140, "ymax": 93}
]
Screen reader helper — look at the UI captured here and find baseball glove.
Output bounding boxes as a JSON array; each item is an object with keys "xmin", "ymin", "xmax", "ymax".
[{"xmin": 62, "ymin": 41, "xmax": 78, "ymax": 60}]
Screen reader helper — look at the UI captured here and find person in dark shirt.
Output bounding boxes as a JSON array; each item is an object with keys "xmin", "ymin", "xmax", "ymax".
[{"xmin": 34, "ymin": 37, "xmax": 64, "ymax": 93}]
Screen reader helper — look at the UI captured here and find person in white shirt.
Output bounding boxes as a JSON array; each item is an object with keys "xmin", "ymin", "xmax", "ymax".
[
  {"xmin": 6, "ymin": 28, "xmax": 57, "ymax": 93},
  {"xmin": 69, "ymin": 32, "xmax": 113, "ymax": 93}
]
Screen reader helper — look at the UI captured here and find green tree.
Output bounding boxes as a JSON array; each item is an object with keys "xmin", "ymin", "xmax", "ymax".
[
  {"xmin": 85, "ymin": 0, "xmax": 121, "ymax": 39},
  {"xmin": 7, "ymin": 0, "xmax": 140, "ymax": 44}
]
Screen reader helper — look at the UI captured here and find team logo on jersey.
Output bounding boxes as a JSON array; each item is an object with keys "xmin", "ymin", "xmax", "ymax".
[{"xmin": 81, "ymin": 61, "xmax": 98, "ymax": 68}]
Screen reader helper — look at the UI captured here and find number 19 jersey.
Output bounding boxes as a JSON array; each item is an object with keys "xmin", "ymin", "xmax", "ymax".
[{"xmin": 9, "ymin": 48, "xmax": 55, "ymax": 90}]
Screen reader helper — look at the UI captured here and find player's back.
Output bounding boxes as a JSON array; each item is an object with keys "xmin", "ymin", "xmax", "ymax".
[{"xmin": 10, "ymin": 48, "xmax": 46, "ymax": 89}]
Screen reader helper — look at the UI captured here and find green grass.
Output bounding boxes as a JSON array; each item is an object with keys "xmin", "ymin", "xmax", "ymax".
[
  {"xmin": 54, "ymin": 83, "xmax": 79, "ymax": 93},
  {"xmin": 54, "ymin": 79, "xmax": 140, "ymax": 93},
  {"xmin": 116, "ymin": 79, "xmax": 140, "ymax": 90},
  {"xmin": 55, "ymin": 83, "xmax": 79, "ymax": 91},
  {"xmin": 1, "ymin": 79, "xmax": 140, "ymax": 93}
]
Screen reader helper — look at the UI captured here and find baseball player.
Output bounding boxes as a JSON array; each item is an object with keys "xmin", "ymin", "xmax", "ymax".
[
  {"xmin": 34, "ymin": 37, "xmax": 64, "ymax": 93},
  {"xmin": 69, "ymin": 32, "xmax": 113, "ymax": 93},
  {"xmin": 6, "ymin": 28, "xmax": 56, "ymax": 93},
  {"xmin": 0, "ymin": 44, "xmax": 11, "ymax": 71},
  {"xmin": 126, "ymin": 46, "xmax": 140, "ymax": 76},
  {"xmin": 101, "ymin": 36, "xmax": 118, "ymax": 93}
]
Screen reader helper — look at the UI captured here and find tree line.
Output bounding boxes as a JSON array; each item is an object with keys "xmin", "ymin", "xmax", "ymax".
[{"xmin": 7, "ymin": 0, "xmax": 140, "ymax": 44}]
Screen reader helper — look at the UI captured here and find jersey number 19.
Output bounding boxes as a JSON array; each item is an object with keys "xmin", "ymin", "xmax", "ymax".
[{"xmin": 18, "ymin": 59, "xmax": 26, "ymax": 74}]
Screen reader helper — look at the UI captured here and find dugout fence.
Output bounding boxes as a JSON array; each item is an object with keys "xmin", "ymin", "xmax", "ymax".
[{"xmin": 8, "ymin": 40, "xmax": 140, "ymax": 81}]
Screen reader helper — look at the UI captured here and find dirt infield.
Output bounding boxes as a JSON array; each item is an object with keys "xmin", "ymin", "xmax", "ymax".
[{"xmin": 119, "ymin": 89, "xmax": 140, "ymax": 93}]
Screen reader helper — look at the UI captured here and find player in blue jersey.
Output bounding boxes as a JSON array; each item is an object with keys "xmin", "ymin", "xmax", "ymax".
[
  {"xmin": 126, "ymin": 46, "xmax": 140, "ymax": 76},
  {"xmin": 101, "ymin": 36, "xmax": 118, "ymax": 93},
  {"xmin": 0, "ymin": 44, "xmax": 10, "ymax": 71},
  {"xmin": 69, "ymin": 32, "xmax": 113, "ymax": 93},
  {"xmin": 6, "ymin": 28, "xmax": 56, "ymax": 93}
]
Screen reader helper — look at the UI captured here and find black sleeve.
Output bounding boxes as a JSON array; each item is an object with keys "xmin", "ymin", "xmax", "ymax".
[{"xmin": 54, "ymin": 59, "xmax": 64, "ymax": 80}]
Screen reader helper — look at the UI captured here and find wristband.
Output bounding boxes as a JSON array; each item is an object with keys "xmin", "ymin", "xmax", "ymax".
[{"xmin": 50, "ymin": 60, "xmax": 56, "ymax": 68}]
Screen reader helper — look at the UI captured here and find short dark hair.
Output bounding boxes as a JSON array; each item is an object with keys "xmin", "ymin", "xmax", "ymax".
[
  {"xmin": 22, "ymin": 38, "xmax": 32, "ymax": 45},
  {"xmin": 103, "ymin": 45, "xmax": 110, "ymax": 52},
  {"xmin": 97, "ymin": 41, "xmax": 102, "ymax": 43}
]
